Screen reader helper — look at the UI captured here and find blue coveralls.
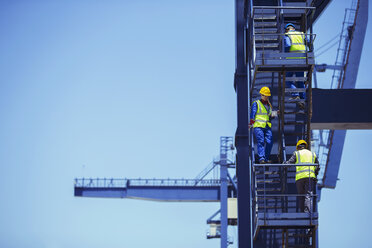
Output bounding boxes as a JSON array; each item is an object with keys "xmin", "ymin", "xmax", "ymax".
[
  {"xmin": 251, "ymin": 100, "xmax": 273, "ymax": 162},
  {"xmin": 284, "ymin": 31, "xmax": 310, "ymax": 99}
]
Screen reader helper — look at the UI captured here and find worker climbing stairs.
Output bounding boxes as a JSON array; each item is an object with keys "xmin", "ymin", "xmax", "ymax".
[{"xmin": 248, "ymin": 1, "xmax": 318, "ymax": 247}]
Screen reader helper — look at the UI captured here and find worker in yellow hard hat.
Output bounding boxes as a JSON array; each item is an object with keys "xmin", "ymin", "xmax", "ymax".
[
  {"xmin": 285, "ymin": 140, "xmax": 320, "ymax": 212},
  {"xmin": 249, "ymin": 86, "xmax": 279, "ymax": 164}
]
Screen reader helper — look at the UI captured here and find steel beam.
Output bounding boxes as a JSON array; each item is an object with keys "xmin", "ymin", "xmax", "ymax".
[
  {"xmin": 311, "ymin": 89, "xmax": 372, "ymax": 129},
  {"xmin": 75, "ymin": 186, "xmax": 221, "ymax": 201},
  {"xmin": 315, "ymin": 64, "xmax": 343, "ymax": 72}
]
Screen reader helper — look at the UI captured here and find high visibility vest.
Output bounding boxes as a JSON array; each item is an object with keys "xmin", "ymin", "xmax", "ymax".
[
  {"xmin": 253, "ymin": 100, "xmax": 272, "ymax": 128},
  {"xmin": 285, "ymin": 31, "xmax": 306, "ymax": 59},
  {"xmin": 295, "ymin": 149, "xmax": 317, "ymax": 181}
]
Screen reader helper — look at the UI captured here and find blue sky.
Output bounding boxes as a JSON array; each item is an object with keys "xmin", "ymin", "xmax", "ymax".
[{"xmin": 0, "ymin": 0, "xmax": 370, "ymax": 248}]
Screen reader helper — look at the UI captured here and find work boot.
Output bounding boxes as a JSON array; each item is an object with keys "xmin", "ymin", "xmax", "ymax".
[
  {"xmin": 259, "ymin": 160, "xmax": 266, "ymax": 164},
  {"xmin": 297, "ymin": 102, "xmax": 305, "ymax": 110},
  {"xmin": 289, "ymin": 96, "xmax": 300, "ymax": 101},
  {"xmin": 266, "ymin": 160, "xmax": 273, "ymax": 164}
]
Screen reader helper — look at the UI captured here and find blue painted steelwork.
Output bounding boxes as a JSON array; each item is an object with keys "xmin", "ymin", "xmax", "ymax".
[
  {"xmin": 312, "ymin": 0, "xmax": 368, "ymax": 189},
  {"xmin": 234, "ymin": 0, "xmax": 251, "ymax": 245},
  {"xmin": 75, "ymin": 178, "xmax": 220, "ymax": 188},
  {"xmin": 311, "ymin": 0, "xmax": 332, "ymax": 24},
  {"xmin": 220, "ymin": 137, "xmax": 229, "ymax": 248},
  {"xmin": 74, "ymin": 137, "xmax": 237, "ymax": 247},
  {"xmin": 242, "ymin": 1, "xmax": 321, "ymax": 246},
  {"xmin": 194, "ymin": 161, "xmax": 218, "ymax": 185},
  {"xmin": 75, "ymin": 178, "xmax": 223, "ymax": 201},
  {"xmin": 311, "ymin": 89, "xmax": 372, "ymax": 129},
  {"xmin": 75, "ymin": 185, "xmax": 221, "ymax": 201}
]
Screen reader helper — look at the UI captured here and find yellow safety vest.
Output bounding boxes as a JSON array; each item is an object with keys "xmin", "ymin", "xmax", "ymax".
[
  {"xmin": 285, "ymin": 31, "xmax": 306, "ymax": 59},
  {"xmin": 253, "ymin": 100, "xmax": 272, "ymax": 128},
  {"xmin": 295, "ymin": 149, "xmax": 317, "ymax": 181}
]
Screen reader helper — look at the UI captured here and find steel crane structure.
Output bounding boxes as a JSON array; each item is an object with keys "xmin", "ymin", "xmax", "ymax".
[
  {"xmin": 75, "ymin": 0, "xmax": 369, "ymax": 247},
  {"xmin": 234, "ymin": 0, "xmax": 369, "ymax": 247},
  {"xmin": 75, "ymin": 136, "xmax": 238, "ymax": 248}
]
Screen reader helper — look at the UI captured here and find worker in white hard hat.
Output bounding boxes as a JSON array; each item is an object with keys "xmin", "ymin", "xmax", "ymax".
[
  {"xmin": 285, "ymin": 140, "xmax": 320, "ymax": 213},
  {"xmin": 249, "ymin": 87, "xmax": 279, "ymax": 164}
]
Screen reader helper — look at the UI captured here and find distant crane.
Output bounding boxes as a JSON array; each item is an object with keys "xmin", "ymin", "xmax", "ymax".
[{"xmin": 75, "ymin": 136, "xmax": 237, "ymax": 248}]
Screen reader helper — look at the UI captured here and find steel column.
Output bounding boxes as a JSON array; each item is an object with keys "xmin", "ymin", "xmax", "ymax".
[
  {"xmin": 220, "ymin": 141, "xmax": 228, "ymax": 248},
  {"xmin": 234, "ymin": 0, "xmax": 252, "ymax": 247}
]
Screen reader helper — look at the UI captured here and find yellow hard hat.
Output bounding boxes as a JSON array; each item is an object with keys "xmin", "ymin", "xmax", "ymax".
[
  {"xmin": 296, "ymin": 140, "xmax": 307, "ymax": 149},
  {"xmin": 259, "ymin": 86, "xmax": 271, "ymax": 96}
]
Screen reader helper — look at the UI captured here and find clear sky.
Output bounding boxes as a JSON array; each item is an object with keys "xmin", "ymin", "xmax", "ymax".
[{"xmin": 0, "ymin": 0, "xmax": 370, "ymax": 248}]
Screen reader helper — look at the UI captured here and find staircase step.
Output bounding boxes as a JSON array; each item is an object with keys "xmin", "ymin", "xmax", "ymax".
[
  {"xmin": 255, "ymin": 43, "xmax": 279, "ymax": 49},
  {"xmin": 254, "ymin": 22, "xmax": 278, "ymax": 28},
  {"xmin": 256, "ymin": 178, "xmax": 281, "ymax": 183},
  {"xmin": 288, "ymin": 233, "xmax": 313, "ymax": 238},
  {"xmin": 255, "ymin": 171, "xmax": 280, "ymax": 175},
  {"xmin": 254, "ymin": 27, "xmax": 278, "ymax": 34},
  {"xmin": 257, "ymin": 206, "xmax": 283, "ymax": 209},
  {"xmin": 285, "ymin": 77, "xmax": 307, "ymax": 82},
  {"xmin": 284, "ymin": 121, "xmax": 306, "ymax": 125},
  {"xmin": 253, "ymin": 8, "xmax": 277, "ymax": 15},
  {"xmin": 254, "ymin": 14, "xmax": 277, "ymax": 20},
  {"xmin": 284, "ymin": 111, "xmax": 306, "ymax": 115},
  {"xmin": 285, "ymin": 98, "xmax": 306, "ymax": 103},
  {"xmin": 285, "ymin": 88, "xmax": 307, "ymax": 93},
  {"xmin": 255, "ymin": 35, "xmax": 280, "ymax": 42},
  {"xmin": 255, "ymin": 39, "xmax": 280, "ymax": 43}
]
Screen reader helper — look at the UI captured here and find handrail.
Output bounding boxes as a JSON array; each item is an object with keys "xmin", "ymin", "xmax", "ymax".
[
  {"xmin": 194, "ymin": 161, "xmax": 218, "ymax": 185},
  {"xmin": 75, "ymin": 178, "xmax": 223, "ymax": 188},
  {"xmin": 254, "ymin": 163, "xmax": 318, "ymax": 167},
  {"xmin": 256, "ymin": 194, "xmax": 318, "ymax": 197},
  {"xmin": 253, "ymin": 6, "xmax": 316, "ymax": 10},
  {"xmin": 253, "ymin": 162, "xmax": 319, "ymax": 221},
  {"xmin": 74, "ymin": 178, "xmax": 127, "ymax": 188}
]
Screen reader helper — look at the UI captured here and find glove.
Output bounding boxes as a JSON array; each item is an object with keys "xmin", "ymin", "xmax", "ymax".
[
  {"xmin": 249, "ymin": 119, "xmax": 255, "ymax": 128},
  {"xmin": 271, "ymin": 110, "xmax": 279, "ymax": 117},
  {"xmin": 315, "ymin": 165, "xmax": 320, "ymax": 176}
]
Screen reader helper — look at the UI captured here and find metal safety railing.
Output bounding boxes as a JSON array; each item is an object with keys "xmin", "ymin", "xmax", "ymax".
[
  {"xmin": 128, "ymin": 178, "xmax": 221, "ymax": 187},
  {"xmin": 74, "ymin": 178, "xmax": 222, "ymax": 188},
  {"xmin": 249, "ymin": 6, "xmax": 316, "ymax": 68},
  {"xmin": 253, "ymin": 33, "xmax": 316, "ymax": 66},
  {"xmin": 75, "ymin": 178, "xmax": 128, "ymax": 188},
  {"xmin": 251, "ymin": 162, "xmax": 319, "ymax": 242},
  {"xmin": 252, "ymin": 163, "xmax": 318, "ymax": 220}
]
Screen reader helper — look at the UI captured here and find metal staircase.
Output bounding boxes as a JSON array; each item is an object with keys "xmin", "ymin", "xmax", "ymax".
[{"xmin": 247, "ymin": 1, "xmax": 318, "ymax": 247}]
